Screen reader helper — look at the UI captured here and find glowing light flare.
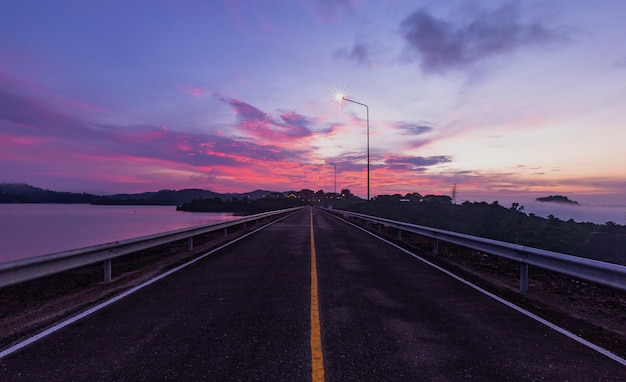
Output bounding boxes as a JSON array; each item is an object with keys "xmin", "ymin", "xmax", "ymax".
[
  {"xmin": 333, "ymin": 91, "xmax": 345, "ymax": 104},
  {"xmin": 331, "ymin": 86, "xmax": 351, "ymax": 106}
]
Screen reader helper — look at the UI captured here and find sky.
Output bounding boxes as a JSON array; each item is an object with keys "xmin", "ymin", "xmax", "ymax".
[{"xmin": 1, "ymin": 0, "xmax": 625, "ymax": 206}]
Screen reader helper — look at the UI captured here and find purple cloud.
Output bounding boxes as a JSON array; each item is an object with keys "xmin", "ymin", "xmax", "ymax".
[
  {"xmin": 221, "ymin": 97, "xmax": 314, "ymax": 142},
  {"xmin": 385, "ymin": 155, "xmax": 453, "ymax": 170},
  {"xmin": 334, "ymin": 41, "xmax": 375, "ymax": 66},
  {"xmin": 400, "ymin": 3, "xmax": 570, "ymax": 74},
  {"xmin": 0, "ymin": 78, "xmax": 311, "ymax": 174},
  {"xmin": 93, "ymin": 122, "xmax": 311, "ymax": 168},
  {"xmin": 393, "ymin": 122, "xmax": 433, "ymax": 135}
]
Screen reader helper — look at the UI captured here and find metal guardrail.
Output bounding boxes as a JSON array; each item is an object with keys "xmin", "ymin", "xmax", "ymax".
[
  {"xmin": 326, "ymin": 209, "xmax": 626, "ymax": 294},
  {"xmin": 0, "ymin": 207, "xmax": 304, "ymax": 289}
]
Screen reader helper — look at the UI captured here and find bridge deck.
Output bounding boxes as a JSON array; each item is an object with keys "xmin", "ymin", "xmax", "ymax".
[{"xmin": 1, "ymin": 207, "xmax": 624, "ymax": 380}]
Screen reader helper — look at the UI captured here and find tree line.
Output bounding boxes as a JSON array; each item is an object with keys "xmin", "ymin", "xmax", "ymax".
[{"xmin": 333, "ymin": 192, "xmax": 626, "ymax": 265}]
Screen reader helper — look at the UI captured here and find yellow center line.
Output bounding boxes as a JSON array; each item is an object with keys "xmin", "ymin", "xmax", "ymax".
[{"xmin": 310, "ymin": 208, "xmax": 325, "ymax": 382}]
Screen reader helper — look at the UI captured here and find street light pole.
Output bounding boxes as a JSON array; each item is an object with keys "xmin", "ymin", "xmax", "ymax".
[
  {"xmin": 333, "ymin": 162, "xmax": 337, "ymax": 196},
  {"xmin": 341, "ymin": 96, "xmax": 370, "ymax": 215}
]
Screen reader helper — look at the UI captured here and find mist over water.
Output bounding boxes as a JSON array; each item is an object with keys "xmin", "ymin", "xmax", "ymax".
[
  {"xmin": 485, "ymin": 198, "xmax": 626, "ymax": 225},
  {"xmin": 0, "ymin": 204, "xmax": 235, "ymax": 264}
]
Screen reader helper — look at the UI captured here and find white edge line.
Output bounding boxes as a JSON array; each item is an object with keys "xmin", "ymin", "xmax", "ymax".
[
  {"xmin": 0, "ymin": 213, "xmax": 294, "ymax": 360},
  {"xmin": 330, "ymin": 212, "xmax": 626, "ymax": 367}
]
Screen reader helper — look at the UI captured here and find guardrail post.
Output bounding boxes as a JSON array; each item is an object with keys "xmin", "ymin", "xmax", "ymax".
[
  {"xmin": 103, "ymin": 260, "xmax": 112, "ymax": 283},
  {"xmin": 520, "ymin": 263, "xmax": 529, "ymax": 294},
  {"xmin": 397, "ymin": 230, "xmax": 402, "ymax": 239},
  {"xmin": 223, "ymin": 227, "xmax": 228, "ymax": 237},
  {"xmin": 243, "ymin": 222, "xmax": 247, "ymax": 230},
  {"xmin": 188, "ymin": 237, "xmax": 194, "ymax": 251},
  {"xmin": 433, "ymin": 239, "xmax": 439, "ymax": 256}
]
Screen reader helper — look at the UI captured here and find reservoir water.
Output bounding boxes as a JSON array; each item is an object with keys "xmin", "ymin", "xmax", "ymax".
[{"xmin": 0, "ymin": 204, "xmax": 235, "ymax": 264}]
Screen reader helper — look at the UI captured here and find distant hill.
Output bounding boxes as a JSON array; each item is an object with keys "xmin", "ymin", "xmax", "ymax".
[
  {"xmin": 0, "ymin": 183, "xmax": 277, "ymax": 206},
  {"xmin": 95, "ymin": 189, "xmax": 277, "ymax": 205},
  {"xmin": 535, "ymin": 195, "xmax": 579, "ymax": 205},
  {"xmin": 0, "ymin": 183, "xmax": 99, "ymax": 204},
  {"xmin": 93, "ymin": 189, "xmax": 224, "ymax": 205},
  {"xmin": 226, "ymin": 189, "xmax": 276, "ymax": 200}
]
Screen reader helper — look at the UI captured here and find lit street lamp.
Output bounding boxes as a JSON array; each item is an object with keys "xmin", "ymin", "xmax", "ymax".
[{"xmin": 336, "ymin": 93, "xmax": 370, "ymax": 215}]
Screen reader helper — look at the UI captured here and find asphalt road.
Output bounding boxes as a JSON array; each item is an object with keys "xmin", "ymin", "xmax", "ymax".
[{"xmin": 1, "ymin": 207, "xmax": 624, "ymax": 381}]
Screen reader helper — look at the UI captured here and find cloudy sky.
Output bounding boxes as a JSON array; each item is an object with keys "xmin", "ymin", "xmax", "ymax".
[{"xmin": 1, "ymin": 0, "xmax": 625, "ymax": 205}]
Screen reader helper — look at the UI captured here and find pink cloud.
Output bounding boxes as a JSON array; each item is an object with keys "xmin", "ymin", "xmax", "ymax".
[{"xmin": 176, "ymin": 82, "xmax": 211, "ymax": 97}]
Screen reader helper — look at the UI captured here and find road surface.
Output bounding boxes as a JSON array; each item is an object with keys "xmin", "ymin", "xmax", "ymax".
[{"xmin": 1, "ymin": 207, "xmax": 624, "ymax": 380}]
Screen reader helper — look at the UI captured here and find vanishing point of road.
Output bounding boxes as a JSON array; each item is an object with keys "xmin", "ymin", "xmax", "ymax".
[{"xmin": 1, "ymin": 207, "xmax": 624, "ymax": 380}]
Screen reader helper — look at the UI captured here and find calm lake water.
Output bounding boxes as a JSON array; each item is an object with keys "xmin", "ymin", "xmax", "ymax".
[{"xmin": 0, "ymin": 204, "xmax": 235, "ymax": 264}]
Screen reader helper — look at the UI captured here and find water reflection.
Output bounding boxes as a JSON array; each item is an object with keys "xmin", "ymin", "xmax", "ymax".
[{"xmin": 0, "ymin": 204, "xmax": 235, "ymax": 263}]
